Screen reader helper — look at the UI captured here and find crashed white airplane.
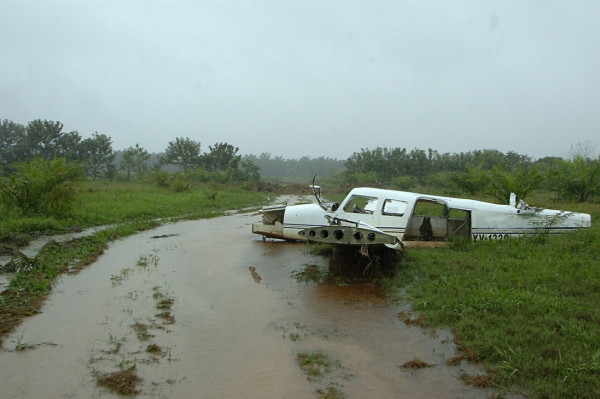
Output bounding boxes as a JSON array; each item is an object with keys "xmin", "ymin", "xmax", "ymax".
[{"xmin": 252, "ymin": 181, "xmax": 591, "ymax": 250}]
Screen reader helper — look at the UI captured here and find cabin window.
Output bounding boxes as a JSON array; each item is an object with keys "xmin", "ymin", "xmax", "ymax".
[
  {"xmin": 382, "ymin": 199, "xmax": 407, "ymax": 216},
  {"xmin": 343, "ymin": 195, "xmax": 377, "ymax": 214},
  {"xmin": 412, "ymin": 199, "xmax": 447, "ymax": 217},
  {"xmin": 448, "ymin": 208, "xmax": 468, "ymax": 219}
]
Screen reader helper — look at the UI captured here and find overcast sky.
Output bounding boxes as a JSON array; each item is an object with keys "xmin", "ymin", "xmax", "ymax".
[{"xmin": 1, "ymin": 1, "xmax": 599, "ymax": 160}]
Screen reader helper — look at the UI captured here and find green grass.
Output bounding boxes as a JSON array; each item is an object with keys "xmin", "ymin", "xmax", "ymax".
[
  {"xmin": 386, "ymin": 202, "xmax": 600, "ymax": 398},
  {"xmin": 72, "ymin": 181, "xmax": 269, "ymax": 225},
  {"xmin": 296, "ymin": 351, "xmax": 341, "ymax": 379},
  {"xmin": 0, "ymin": 181, "xmax": 271, "ymax": 244}
]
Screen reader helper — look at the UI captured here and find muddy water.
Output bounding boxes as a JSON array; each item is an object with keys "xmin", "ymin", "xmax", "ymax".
[{"xmin": 0, "ymin": 211, "xmax": 493, "ymax": 398}]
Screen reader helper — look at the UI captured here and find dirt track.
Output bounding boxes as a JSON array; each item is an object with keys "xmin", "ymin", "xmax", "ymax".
[{"xmin": 0, "ymin": 210, "xmax": 494, "ymax": 398}]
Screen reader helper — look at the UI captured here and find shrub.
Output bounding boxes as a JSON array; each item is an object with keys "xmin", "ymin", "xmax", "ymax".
[
  {"xmin": 449, "ymin": 164, "xmax": 488, "ymax": 195},
  {"xmin": 150, "ymin": 168, "xmax": 170, "ymax": 188},
  {"xmin": 170, "ymin": 173, "xmax": 192, "ymax": 192},
  {"xmin": 0, "ymin": 158, "xmax": 82, "ymax": 216},
  {"xmin": 486, "ymin": 164, "xmax": 543, "ymax": 204},
  {"xmin": 391, "ymin": 175, "xmax": 418, "ymax": 191},
  {"xmin": 547, "ymin": 156, "xmax": 600, "ymax": 202}
]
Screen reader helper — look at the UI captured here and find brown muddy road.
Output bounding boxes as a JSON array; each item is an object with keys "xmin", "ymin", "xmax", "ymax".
[{"xmin": 0, "ymin": 209, "xmax": 495, "ymax": 398}]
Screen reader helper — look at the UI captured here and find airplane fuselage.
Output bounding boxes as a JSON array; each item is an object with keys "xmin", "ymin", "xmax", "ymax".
[{"xmin": 252, "ymin": 187, "xmax": 591, "ymax": 248}]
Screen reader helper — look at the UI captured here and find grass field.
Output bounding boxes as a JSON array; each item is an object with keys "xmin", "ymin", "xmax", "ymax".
[
  {"xmin": 385, "ymin": 200, "xmax": 600, "ymax": 398},
  {"xmin": 0, "ymin": 181, "xmax": 270, "ymax": 244}
]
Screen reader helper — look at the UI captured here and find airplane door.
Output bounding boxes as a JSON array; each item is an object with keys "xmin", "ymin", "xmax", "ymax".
[
  {"xmin": 447, "ymin": 209, "xmax": 471, "ymax": 239},
  {"xmin": 404, "ymin": 199, "xmax": 448, "ymax": 241}
]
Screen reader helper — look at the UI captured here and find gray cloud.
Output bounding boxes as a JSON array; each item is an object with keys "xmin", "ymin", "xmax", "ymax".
[{"xmin": 1, "ymin": 1, "xmax": 599, "ymax": 159}]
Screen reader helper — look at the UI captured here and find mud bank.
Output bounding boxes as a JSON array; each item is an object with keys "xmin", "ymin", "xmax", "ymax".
[{"xmin": 0, "ymin": 211, "xmax": 495, "ymax": 398}]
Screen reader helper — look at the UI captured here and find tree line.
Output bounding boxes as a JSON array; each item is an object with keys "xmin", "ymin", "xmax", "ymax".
[
  {"xmin": 341, "ymin": 146, "xmax": 600, "ymax": 202},
  {"xmin": 2, "ymin": 118, "xmax": 599, "ymax": 204},
  {"xmin": 0, "ymin": 118, "xmax": 267, "ymax": 216},
  {"xmin": 1, "ymin": 119, "xmax": 115, "ymax": 179},
  {"xmin": 0, "ymin": 119, "xmax": 260, "ymax": 182}
]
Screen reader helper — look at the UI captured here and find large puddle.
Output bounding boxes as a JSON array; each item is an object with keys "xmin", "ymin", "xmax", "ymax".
[{"xmin": 0, "ymin": 210, "xmax": 494, "ymax": 398}]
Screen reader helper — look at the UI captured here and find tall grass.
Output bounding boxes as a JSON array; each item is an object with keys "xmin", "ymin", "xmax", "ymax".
[
  {"xmin": 388, "ymin": 203, "xmax": 600, "ymax": 398},
  {"xmin": 72, "ymin": 181, "xmax": 269, "ymax": 225},
  {"xmin": 0, "ymin": 158, "xmax": 82, "ymax": 216},
  {"xmin": 1, "ymin": 181, "xmax": 271, "ymax": 244}
]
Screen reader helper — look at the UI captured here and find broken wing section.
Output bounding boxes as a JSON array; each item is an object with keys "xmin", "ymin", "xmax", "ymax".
[{"xmin": 252, "ymin": 203, "xmax": 286, "ymax": 239}]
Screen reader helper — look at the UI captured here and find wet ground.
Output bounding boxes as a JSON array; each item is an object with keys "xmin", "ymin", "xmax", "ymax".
[
  {"xmin": 0, "ymin": 208, "xmax": 496, "ymax": 398},
  {"xmin": 0, "ymin": 225, "xmax": 112, "ymax": 291}
]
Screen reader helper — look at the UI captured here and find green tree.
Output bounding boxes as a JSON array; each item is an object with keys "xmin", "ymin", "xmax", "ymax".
[
  {"xmin": 503, "ymin": 151, "xmax": 533, "ymax": 170},
  {"xmin": 548, "ymin": 156, "xmax": 600, "ymax": 202},
  {"xmin": 120, "ymin": 143, "xmax": 150, "ymax": 180},
  {"xmin": 81, "ymin": 132, "xmax": 115, "ymax": 179},
  {"xmin": 449, "ymin": 163, "xmax": 488, "ymax": 195},
  {"xmin": 469, "ymin": 149, "xmax": 507, "ymax": 170},
  {"xmin": 203, "ymin": 142, "xmax": 241, "ymax": 171},
  {"xmin": 533, "ymin": 156, "xmax": 563, "ymax": 174},
  {"xmin": 161, "ymin": 137, "xmax": 201, "ymax": 172},
  {"xmin": 344, "ymin": 147, "xmax": 389, "ymax": 182},
  {"xmin": 0, "ymin": 119, "xmax": 25, "ymax": 169},
  {"xmin": 407, "ymin": 148, "xmax": 430, "ymax": 179},
  {"xmin": 23, "ymin": 119, "xmax": 64, "ymax": 160},
  {"xmin": 56, "ymin": 131, "xmax": 83, "ymax": 161},
  {"xmin": 486, "ymin": 164, "xmax": 543, "ymax": 204},
  {"xmin": 345, "ymin": 147, "xmax": 433, "ymax": 184}
]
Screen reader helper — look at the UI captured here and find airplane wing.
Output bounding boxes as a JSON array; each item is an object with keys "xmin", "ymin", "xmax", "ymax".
[{"xmin": 298, "ymin": 222, "xmax": 403, "ymax": 250}]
